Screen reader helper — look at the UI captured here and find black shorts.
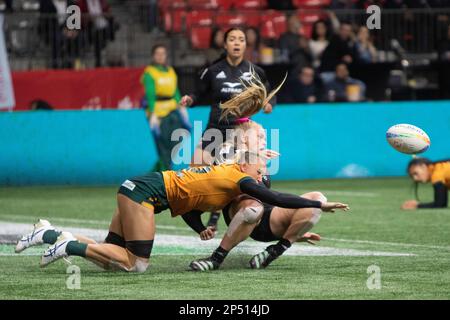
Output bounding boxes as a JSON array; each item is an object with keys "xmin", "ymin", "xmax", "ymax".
[
  {"xmin": 223, "ymin": 202, "xmax": 281, "ymax": 243},
  {"xmin": 117, "ymin": 172, "xmax": 170, "ymax": 213}
]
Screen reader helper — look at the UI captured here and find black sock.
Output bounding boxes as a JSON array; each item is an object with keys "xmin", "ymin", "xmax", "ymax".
[
  {"xmin": 66, "ymin": 241, "xmax": 88, "ymax": 257},
  {"xmin": 42, "ymin": 229, "xmax": 62, "ymax": 244},
  {"xmin": 268, "ymin": 238, "xmax": 292, "ymax": 257},
  {"xmin": 211, "ymin": 246, "xmax": 229, "ymax": 264}
]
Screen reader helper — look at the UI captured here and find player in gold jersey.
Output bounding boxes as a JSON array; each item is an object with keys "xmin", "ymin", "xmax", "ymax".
[
  {"xmin": 15, "ymin": 152, "xmax": 348, "ymax": 273},
  {"xmin": 402, "ymin": 158, "xmax": 450, "ymax": 210}
]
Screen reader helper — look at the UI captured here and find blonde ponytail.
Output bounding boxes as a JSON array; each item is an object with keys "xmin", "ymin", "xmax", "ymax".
[{"xmin": 219, "ymin": 67, "xmax": 287, "ymax": 121}]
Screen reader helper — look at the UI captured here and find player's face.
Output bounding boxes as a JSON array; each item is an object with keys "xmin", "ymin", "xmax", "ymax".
[
  {"xmin": 244, "ymin": 126, "xmax": 266, "ymax": 150},
  {"xmin": 153, "ymin": 47, "xmax": 167, "ymax": 65},
  {"xmin": 409, "ymin": 164, "xmax": 431, "ymax": 183},
  {"xmin": 225, "ymin": 30, "xmax": 246, "ymax": 59}
]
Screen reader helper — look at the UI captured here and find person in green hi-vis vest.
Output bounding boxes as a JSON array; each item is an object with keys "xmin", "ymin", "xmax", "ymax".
[{"xmin": 142, "ymin": 44, "xmax": 191, "ymax": 171}]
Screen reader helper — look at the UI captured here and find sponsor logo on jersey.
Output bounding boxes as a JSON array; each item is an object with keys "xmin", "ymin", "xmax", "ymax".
[
  {"xmin": 216, "ymin": 71, "xmax": 226, "ymax": 79},
  {"xmin": 121, "ymin": 180, "xmax": 135, "ymax": 191},
  {"xmin": 223, "ymin": 82, "xmax": 241, "ymax": 88},
  {"xmin": 240, "ymin": 71, "xmax": 253, "ymax": 81},
  {"xmin": 220, "ymin": 81, "xmax": 243, "ymax": 93}
]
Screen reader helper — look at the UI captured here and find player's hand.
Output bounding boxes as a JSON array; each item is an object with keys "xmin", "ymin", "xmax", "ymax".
[
  {"xmin": 298, "ymin": 232, "xmax": 321, "ymax": 245},
  {"xmin": 321, "ymin": 202, "xmax": 349, "ymax": 212},
  {"xmin": 401, "ymin": 200, "xmax": 418, "ymax": 210},
  {"xmin": 263, "ymin": 103, "xmax": 273, "ymax": 114},
  {"xmin": 200, "ymin": 226, "xmax": 216, "ymax": 240},
  {"xmin": 180, "ymin": 95, "xmax": 193, "ymax": 107}
]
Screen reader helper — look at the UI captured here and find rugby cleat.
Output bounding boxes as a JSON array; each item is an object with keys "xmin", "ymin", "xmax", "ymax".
[
  {"xmin": 15, "ymin": 219, "xmax": 56, "ymax": 253},
  {"xmin": 40, "ymin": 232, "xmax": 76, "ymax": 267},
  {"xmin": 189, "ymin": 257, "xmax": 220, "ymax": 272},
  {"xmin": 249, "ymin": 246, "xmax": 279, "ymax": 269}
]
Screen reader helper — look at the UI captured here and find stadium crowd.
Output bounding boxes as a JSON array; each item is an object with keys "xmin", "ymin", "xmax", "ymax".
[{"xmin": 2, "ymin": 0, "xmax": 450, "ymax": 101}]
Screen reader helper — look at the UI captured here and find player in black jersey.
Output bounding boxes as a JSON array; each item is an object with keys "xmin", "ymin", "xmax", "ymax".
[{"xmin": 180, "ymin": 27, "xmax": 278, "ymax": 230}]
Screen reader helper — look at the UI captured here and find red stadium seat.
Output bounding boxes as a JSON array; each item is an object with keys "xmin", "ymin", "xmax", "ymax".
[
  {"xmin": 163, "ymin": 9, "xmax": 186, "ymax": 33},
  {"xmin": 190, "ymin": 27, "xmax": 212, "ymax": 49},
  {"xmin": 260, "ymin": 10, "xmax": 287, "ymax": 39},
  {"xmin": 297, "ymin": 11, "xmax": 323, "ymax": 25},
  {"xmin": 233, "ymin": 0, "xmax": 267, "ymax": 9},
  {"xmin": 292, "ymin": 0, "xmax": 331, "ymax": 8},
  {"xmin": 158, "ymin": 0, "xmax": 187, "ymax": 10},
  {"xmin": 242, "ymin": 11, "xmax": 261, "ymax": 28},
  {"xmin": 216, "ymin": 12, "xmax": 246, "ymax": 29},
  {"xmin": 217, "ymin": 0, "xmax": 233, "ymax": 9},
  {"xmin": 186, "ymin": 10, "xmax": 214, "ymax": 30},
  {"xmin": 187, "ymin": 0, "xmax": 220, "ymax": 9}
]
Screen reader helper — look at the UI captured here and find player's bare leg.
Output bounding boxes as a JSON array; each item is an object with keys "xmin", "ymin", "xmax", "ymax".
[
  {"xmin": 41, "ymin": 194, "xmax": 155, "ymax": 273},
  {"xmin": 249, "ymin": 192, "xmax": 326, "ymax": 269},
  {"xmin": 190, "ymin": 197, "xmax": 263, "ymax": 271}
]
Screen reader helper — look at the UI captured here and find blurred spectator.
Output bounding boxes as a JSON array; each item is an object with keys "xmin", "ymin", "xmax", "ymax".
[
  {"xmin": 354, "ymin": 26, "xmax": 377, "ymax": 64},
  {"xmin": 320, "ymin": 22, "xmax": 355, "ymax": 72},
  {"xmin": 29, "ymin": 100, "xmax": 54, "ymax": 110},
  {"xmin": 309, "ymin": 20, "xmax": 332, "ymax": 69},
  {"xmin": 78, "ymin": 0, "xmax": 118, "ymax": 67},
  {"xmin": 290, "ymin": 35, "xmax": 313, "ymax": 72},
  {"xmin": 322, "ymin": 63, "xmax": 366, "ymax": 102},
  {"xmin": 39, "ymin": 0, "xmax": 81, "ymax": 68},
  {"xmin": 438, "ymin": 24, "xmax": 450, "ymax": 61},
  {"xmin": 205, "ymin": 28, "xmax": 224, "ymax": 65},
  {"xmin": 330, "ymin": 0, "xmax": 357, "ymax": 9},
  {"xmin": 5, "ymin": 0, "xmax": 13, "ymax": 12},
  {"xmin": 244, "ymin": 27, "xmax": 261, "ymax": 63},
  {"xmin": 283, "ymin": 67, "xmax": 318, "ymax": 103},
  {"xmin": 279, "ymin": 14, "xmax": 302, "ymax": 59}
]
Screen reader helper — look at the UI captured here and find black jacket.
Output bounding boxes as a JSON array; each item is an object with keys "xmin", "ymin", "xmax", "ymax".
[{"xmin": 189, "ymin": 59, "xmax": 275, "ymax": 128}]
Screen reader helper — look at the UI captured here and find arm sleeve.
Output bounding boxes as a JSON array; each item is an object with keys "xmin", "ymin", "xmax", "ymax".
[
  {"xmin": 189, "ymin": 68, "xmax": 211, "ymax": 107},
  {"xmin": 239, "ymin": 179, "xmax": 322, "ymax": 209},
  {"xmin": 181, "ymin": 210, "xmax": 206, "ymax": 233},
  {"xmin": 418, "ymin": 182, "xmax": 448, "ymax": 208},
  {"xmin": 143, "ymin": 73, "xmax": 156, "ymax": 113}
]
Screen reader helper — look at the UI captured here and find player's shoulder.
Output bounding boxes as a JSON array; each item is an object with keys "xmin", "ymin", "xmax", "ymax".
[{"xmin": 207, "ymin": 59, "xmax": 228, "ymax": 73}]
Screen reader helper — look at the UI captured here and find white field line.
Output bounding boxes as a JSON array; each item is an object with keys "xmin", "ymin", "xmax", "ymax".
[
  {"xmin": 0, "ymin": 222, "xmax": 415, "ymax": 257},
  {"xmin": 0, "ymin": 214, "xmax": 185, "ymax": 231},
  {"xmin": 0, "ymin": 215, "xmax": 445, "ymax": 251}
]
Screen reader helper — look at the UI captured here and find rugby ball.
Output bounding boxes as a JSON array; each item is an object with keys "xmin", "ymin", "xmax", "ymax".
[{"xmin": 386, "ymin": 124, "xmax": 430, "ymax": 154}]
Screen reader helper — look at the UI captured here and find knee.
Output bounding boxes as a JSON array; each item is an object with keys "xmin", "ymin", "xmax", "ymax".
[
  {"xmin": 309, "ymin": 191, "xmax": 327, "ymax": 203},
  {"xmin": 242, "ymin": 205, "xmax": 263, "ymax": 224}
]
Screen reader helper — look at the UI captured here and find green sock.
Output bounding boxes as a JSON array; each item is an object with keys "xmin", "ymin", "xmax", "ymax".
[
  {"xmin": 42, "ymin": 229, "xmax": 62, "ymax": 244},
  {"xmin": 66, "ymin": 241, "xmax": 88, "ymax": 257}
]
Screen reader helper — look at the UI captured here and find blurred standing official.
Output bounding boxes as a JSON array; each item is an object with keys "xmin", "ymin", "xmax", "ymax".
[{"xmin": 142, "ymin": 44, "xmax": 191, "ymax": 171}]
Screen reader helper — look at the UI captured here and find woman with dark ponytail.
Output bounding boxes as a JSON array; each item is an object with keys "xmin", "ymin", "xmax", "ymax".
[{"xmin": 402, "ymin": 157, "xmax": 450, "ymax": 210}]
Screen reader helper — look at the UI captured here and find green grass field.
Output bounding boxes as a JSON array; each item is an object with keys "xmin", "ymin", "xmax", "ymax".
[{"xmin": 0, "ymin": 178, "xmax": 449, "ymax": 299}]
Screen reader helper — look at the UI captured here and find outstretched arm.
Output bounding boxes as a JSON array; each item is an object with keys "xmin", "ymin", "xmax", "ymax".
[{"xmin": 239, "ymin": 179, "xmax": 349, "ymax": 212}]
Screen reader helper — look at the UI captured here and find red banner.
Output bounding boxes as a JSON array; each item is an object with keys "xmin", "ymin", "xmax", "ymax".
[{"xmin": 10, "ymin": 67, "xmax": 146, "ymax": 111}]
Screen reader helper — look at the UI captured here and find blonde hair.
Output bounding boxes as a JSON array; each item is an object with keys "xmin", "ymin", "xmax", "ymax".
[{"xmin": 219, "ymin": 67, "xmax": 287, "ymax": 121}]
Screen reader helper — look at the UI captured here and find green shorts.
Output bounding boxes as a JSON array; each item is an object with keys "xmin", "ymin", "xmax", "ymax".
[{"xmin": 118, "ymin": 172, "xmax": 170, "ymax": 213}]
